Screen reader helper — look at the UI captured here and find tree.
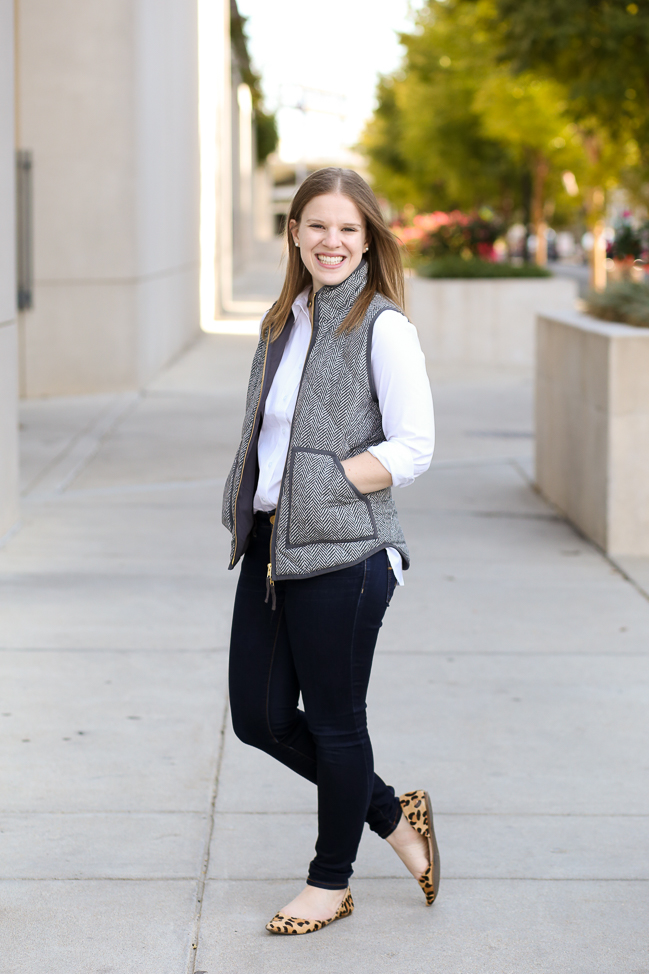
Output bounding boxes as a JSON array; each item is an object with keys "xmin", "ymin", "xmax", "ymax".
[
  {"xmin": 484, "ymin": 0, "xmax": 649, "ymax": 207},
  {"xmin": 361, "ymin": 0, "xmax": 614, "ymax": 252},
  {"xmin": 362, "ymin": 1, "xmax": 524, "ymax": 214},
  {"xmin": 474, "ymin": 71, "xmax": 609, "ymax": 260}
]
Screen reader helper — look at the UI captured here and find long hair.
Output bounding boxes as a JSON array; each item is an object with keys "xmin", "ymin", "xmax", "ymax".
[{"xmin": 262, "ymin": 168, "xmax": 405, "ymax": 341}]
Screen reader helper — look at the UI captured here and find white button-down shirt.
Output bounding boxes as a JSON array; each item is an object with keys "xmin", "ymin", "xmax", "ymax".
[{"xmin": 253, "ymin": 287, "xmax": 435, "ymax": 583}]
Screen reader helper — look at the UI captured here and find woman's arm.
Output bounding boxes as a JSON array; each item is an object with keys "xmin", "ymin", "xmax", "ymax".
[
  {"xmin": 341, "ymin": 451, "xmax": 392, "ymax": 493},
  {"xmin": 344, "ymin": 310, "xmax": 435, "ymax": 494}
]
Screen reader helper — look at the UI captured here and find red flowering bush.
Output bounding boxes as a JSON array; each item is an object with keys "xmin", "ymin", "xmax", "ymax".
[{"xmin": 393, "ymin": 208, "xmax": 503, "ymax": 262}]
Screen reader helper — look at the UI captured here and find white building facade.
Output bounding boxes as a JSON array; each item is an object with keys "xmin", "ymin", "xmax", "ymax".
[{"xmin": 0, "ymin": 0, "xmax": 19, "ymax": 538}]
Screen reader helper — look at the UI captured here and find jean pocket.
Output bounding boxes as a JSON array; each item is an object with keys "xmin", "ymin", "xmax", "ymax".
[{"xmin": 286, "ymin": 448, "xmax": 378, "ymax": 548}]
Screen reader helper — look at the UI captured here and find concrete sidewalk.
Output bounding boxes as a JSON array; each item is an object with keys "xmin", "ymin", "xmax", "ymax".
[{"xmin": 2, "ymin": 334, "xmax": 649, "ymax": 973}]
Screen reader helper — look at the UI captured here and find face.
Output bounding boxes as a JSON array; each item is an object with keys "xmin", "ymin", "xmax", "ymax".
[{"xmin": 290, "ymin": 193, "xmax": 369, "ymax": 292}]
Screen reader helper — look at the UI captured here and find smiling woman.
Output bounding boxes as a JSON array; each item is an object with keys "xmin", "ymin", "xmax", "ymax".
[
  {"xmin": 222, "ymin": 167, "xmax": 438, "ymax": 936},
  {"xmin": 262, "ymin": 168, "xmax": 405, "ymax": 341},
  {"xmin": 291, "ymin": 195, "xmax": 368, "ymax": 289}
]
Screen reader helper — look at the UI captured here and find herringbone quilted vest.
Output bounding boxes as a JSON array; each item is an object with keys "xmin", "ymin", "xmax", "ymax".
[{"xmin": 222, "ymin": 259, "xmax": 410, "ymax": 580}]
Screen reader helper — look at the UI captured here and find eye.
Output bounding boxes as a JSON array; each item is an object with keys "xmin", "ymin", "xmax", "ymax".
[
  {"xmin": 308, "ymin": 223, "xmax": 325, "ymax": 229},
  {"xmin": 342, "ymin": 227, "xmax": 358, "ymax": 232}
]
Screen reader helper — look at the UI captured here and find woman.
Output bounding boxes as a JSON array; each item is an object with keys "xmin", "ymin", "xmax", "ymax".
[{"xmin": 223, "ymin": 167, "xmax": 438, "ymax": 935}]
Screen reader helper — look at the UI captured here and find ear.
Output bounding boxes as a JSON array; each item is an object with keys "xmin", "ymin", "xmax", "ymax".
[{"xmin": 289, "ymin": 218, "xmax": 299, "ymax": 248}]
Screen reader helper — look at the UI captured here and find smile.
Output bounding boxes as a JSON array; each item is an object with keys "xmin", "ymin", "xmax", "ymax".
[{"xmin": 316, "ymin": 254, "xmax": 345, "ymax": 266}]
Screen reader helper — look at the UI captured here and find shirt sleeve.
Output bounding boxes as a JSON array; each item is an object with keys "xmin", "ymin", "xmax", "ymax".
[{"xmin": 366, "ymin": 309, "xmax": 435, "ymax": 488}]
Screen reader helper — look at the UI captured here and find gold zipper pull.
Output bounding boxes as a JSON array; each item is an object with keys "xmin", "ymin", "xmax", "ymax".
[{"xmin": 265, "ymin": 562, "xmax": 276, "ymax": 610}]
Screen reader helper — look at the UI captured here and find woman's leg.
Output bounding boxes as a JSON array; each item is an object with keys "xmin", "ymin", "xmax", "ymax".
[
  {"xmin": 229, "ymin": 517, "xmax": 401, "ymax": 845},
  {"xmin": 229, "ymin": 516, "xmax": 316, "ymax": 779},
  {"xmin": 283, "ymin": 548, "xmax": 400, "ymax": 891}
]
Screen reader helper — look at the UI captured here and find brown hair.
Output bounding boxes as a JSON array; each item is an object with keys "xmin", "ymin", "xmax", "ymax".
[{"xmin": 262, "ymin": 168, "xmax": 405, "ymax": 341}]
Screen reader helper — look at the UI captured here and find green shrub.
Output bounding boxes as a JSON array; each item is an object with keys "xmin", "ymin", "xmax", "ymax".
[
  {"xmin": 416, "ymin": 256, "xmax": 552, "ymax": 279},
  {"xmin": 585, "ymin": 281, "xmax": 649, "ymax": 328}
]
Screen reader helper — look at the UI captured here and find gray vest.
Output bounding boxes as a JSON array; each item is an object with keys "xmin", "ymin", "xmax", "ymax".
[{"xmin": 222, "ymin": 259, "xmax": 410, "ymax": 579}]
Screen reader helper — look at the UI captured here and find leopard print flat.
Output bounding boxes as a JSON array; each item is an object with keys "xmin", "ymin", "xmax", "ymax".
[
  {"xmin": 399, "ymin": 790, "xmax": 440, "ymax": 906},
  {"xmin": 265, "ymin": 888, "xmax": 354, "ymax": 935}
]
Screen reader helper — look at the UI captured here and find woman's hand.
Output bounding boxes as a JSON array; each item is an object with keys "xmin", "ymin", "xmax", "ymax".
[{"xmin": 340, "ymin": 452, "xmax": 392, "ymax": 494}]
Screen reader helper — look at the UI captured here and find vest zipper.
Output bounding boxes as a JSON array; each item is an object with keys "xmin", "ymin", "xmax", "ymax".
[
  {"xmin": 230, "ymin": 328, "xmax": 271, "ymax": 567},
  {"xmin": 265, "ymin": 514, "xmax": 276, "ymax": 609},
  {"xmin": 267, "ymin": 291, "xmax": 319, "ymax": 592}
]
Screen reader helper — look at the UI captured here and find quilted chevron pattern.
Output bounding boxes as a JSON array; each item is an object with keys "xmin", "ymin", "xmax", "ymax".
[
  {"xmin": 223, "ymin": 259, "xmax": 411, "ymax": 578},
  {"xmin": 286, "ymin": 449, "xmax": 377, "ymax": 547},
  {"xmin": 222, "ymin": 334, "xmax": 267, "ymax": 553}
]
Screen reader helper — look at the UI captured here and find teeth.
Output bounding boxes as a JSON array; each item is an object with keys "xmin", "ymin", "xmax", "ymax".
[{"xmin": 318, "ymin": 255, "xmax": 344, "ymax": 265}]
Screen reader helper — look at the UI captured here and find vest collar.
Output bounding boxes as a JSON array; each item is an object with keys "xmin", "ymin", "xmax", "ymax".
[{"xmin": 314, "ymin": 258, "xmax": 369, "ymax": 326}]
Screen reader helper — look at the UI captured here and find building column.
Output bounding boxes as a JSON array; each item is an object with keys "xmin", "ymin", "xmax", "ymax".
[
  {"xmin": 15, "ymin": 0, "xmax": 201, "ymax": 396},
  {"xmin": 0, "ymin": 0, "xmax": 19, "ymax": 537}
]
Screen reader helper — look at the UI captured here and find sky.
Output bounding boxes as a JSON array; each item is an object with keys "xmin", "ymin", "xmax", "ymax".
[{"xmin": 235, "ymin": 0, "xmax": 425, "ymax": 162}]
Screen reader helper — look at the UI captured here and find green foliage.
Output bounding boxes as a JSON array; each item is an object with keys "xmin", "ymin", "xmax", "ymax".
[
  {"xmin": 230, "ymin": 1, "xmax": 278, "ymax": 163},
  {"xmin": 611, "ymin": 216, "xmax": 644, "ymax": 260},
  {"xmin": 417, "ymin": 256, "xmax": 552, "ymax": 278},
  {"xmin": 585, "ymin": 281, "xmax": 649, "ymax": 328},
  {"xmin": 361, "ymin": 1, "xmax": 524, "ymax": 212},
  {"xmin": 255, "ymin": 110, "xmax": 279, "ymax": 166},
  {"xmin": 486, "ymin": 0, "xmax": 649, "ymax": 187},
  {"xmin": 360, "ymin": 0, "xmax": 616, "ymax": 221}
]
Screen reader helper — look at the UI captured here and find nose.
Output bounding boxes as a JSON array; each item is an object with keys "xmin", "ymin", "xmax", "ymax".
[{"xmin": 322, "ymin": 226, "xmax": 341, "ymax": 249}]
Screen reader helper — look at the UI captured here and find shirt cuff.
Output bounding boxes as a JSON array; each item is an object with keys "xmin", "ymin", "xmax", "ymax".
[{"xmin": 367, "ymin": 441, "xmax": 415, "ymax": 488}]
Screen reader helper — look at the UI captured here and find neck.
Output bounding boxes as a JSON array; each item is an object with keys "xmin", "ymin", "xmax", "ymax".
[{"xmin": 310, "ymin": 258, "xmax": 368, "ymax": 299}]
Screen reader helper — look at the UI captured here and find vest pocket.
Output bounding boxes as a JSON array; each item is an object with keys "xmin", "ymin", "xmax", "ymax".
[{"xmin": 286, "ymin": 448, "xmax": 378, "ymax": 548}]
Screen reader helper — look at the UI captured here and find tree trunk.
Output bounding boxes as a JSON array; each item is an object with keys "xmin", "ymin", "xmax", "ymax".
[
  {"xmin": 592, "ymin": 218, "xmax": 607, "ymax": 292},
  {"xmin": 530, "ymin": 153, "xmax": 549, "ymax": 266}
]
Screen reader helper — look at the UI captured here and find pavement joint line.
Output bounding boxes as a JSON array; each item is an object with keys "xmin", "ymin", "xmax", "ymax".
[
  {"xmin": 467, "ymin": 511, "xmax": 559, "ymax": 521},
  {"xmin": 0, "ymin": 519, "xmax": 22, "ymax": 551},
  {"xmin": 211, "ymin": 811, "xmax": 649, "ymax": 818},
  {"xmin": 430, "ymin": 455, "xmax": 532, "ymax": 469},
  {"xmin": 142, "ymin": 388, "xmax": 242, "ymax": 400},
  {"xmin": 0, "ymin": 648, "xmax": 227, "ymax": 653},
  {"xmin": 200, "ymin": 876, "xmax": 649, "ymax": 883},
  {"xmin": 2, "ymin": 875, "xmax": 648, "ymax": 882},
  {"xmin": 510, "ymin": 457, "xmax": 535, "ymax": 488},
  {"xmin": 2, "ymin": 648, "xmax": 646, "ymax": 657},
  {"xmin": 375, "ymin": 650, "xmax": 649, "ymax": 657},
  {"xmin": 0, "ymin": 810, "xmax": 211, "ymax": 815},
  {"xmin": 22, "ymin": 392, "xmax": 141, "ymax": 501},
  {"xmin": 509, "ymin": 472, "xmax": 649, "ymax": 605},
  {"xmin": 35, "ymin": 476, "xmax": 227, "ymax": 500},
  {"xmin": 185, "ymin": 696, "xmax": 229, "ymax": 974},
  {"xmin": 398, "ymin": 507, "xmax": 569, "ymax": 524},
  {"xmin": 3, "ymin": 810, "xmax": 647, "ymax": 817},
  {"xmin": 606, "ymin": 554, "xmax": 649, "ymax": 604}
]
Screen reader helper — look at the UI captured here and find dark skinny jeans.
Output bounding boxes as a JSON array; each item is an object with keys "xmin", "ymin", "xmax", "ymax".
[{"xmin": 228, "ymin": 512, "xmax": 402, "ymax": 890}]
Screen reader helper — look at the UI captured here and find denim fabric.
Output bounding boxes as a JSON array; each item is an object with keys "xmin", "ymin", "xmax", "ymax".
[{"xmin": 229, "ymin": 512, "xmax": 402, "ymax": 890}]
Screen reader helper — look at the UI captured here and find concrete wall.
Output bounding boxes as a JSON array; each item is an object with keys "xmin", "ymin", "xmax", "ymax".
[
  {"xmin": 536, "ymin": 310, "xmax": 649, "ymax": 556},
  {"xmin": 0, "ymin": 0, "xmax": 19, "ymax": 536},
  {"xmin": 16, "ymin": 0, "xmax": 200, "ymax": 396},
  {"xmin": 407, "ymin": 276, "xmax": 577, "ymax": 367}
]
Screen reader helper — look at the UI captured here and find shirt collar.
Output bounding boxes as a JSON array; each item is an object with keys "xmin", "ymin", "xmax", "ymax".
[{"xmin": 292, "ymin": 286, "xmax": 311, "ymax": 317}]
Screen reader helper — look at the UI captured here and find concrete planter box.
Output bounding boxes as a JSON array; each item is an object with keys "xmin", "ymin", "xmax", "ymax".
[
  {"xmin": 407, "ymin": 275, "xmax": 577, "ymax": 367},
  {"xmin": 536, "ymin": 310, "xmax": 649, "ymax": 556}
]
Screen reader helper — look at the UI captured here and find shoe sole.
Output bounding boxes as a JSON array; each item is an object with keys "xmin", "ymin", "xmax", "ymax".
[{"xmin": 423, "ymin": 790, "xmax": 441, "ymax": 904}]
